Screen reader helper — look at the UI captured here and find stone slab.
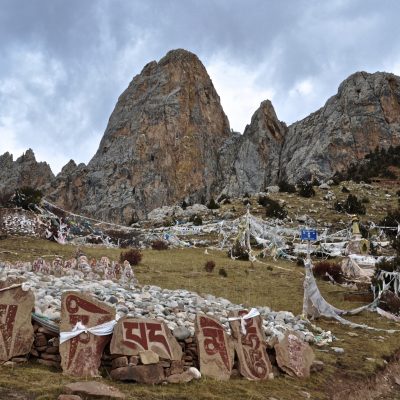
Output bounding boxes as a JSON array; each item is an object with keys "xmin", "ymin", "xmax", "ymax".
[
  {"xmin": 274, "ymin": 331, "xmax": 315, "ymax": 378},
  {"xmin": 0, "ymin": 282, "xmax": 34, "ymax": 362},
  {"xmin": 195, "ymin": 314, "xmax": 234, "ymax": 381},
  {"xmin": 60, "ymin": 291, "xmax": 115, "ymax": 377},
  {"xmin": 229, "ymin": 310, "xmax": 272, "ymax": 381},
  {"xmin": 110, "ymin": 317, "xmax": 182, "ymax": 361},
  {"xmin": 64, "ymin": 381, "xmax": 125, "ymax": 399},
  {"xmin": 110, "ymin": 364, "xmax": 165, "ymax": 384}
]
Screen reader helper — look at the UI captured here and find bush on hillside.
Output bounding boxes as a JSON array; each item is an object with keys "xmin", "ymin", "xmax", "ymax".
[
  {"xmin": 334, "ymin": 194, "xmax": 366, "ymax": 215},
  {"xmin": 11, "ymin": 187, "xmax": 43, "ymax": 210},
  {"xmin": 207, "ymin": 197, "xmax": 220, "ymax": 210},
  {"xmin": 190, "ymin": 214, "xmax": 203, "ymax": 226},
  {"xmin": 204, "ymin": 260, "xmax": 216, "ymax": 273},
  {"xmin": 313, "ymin": 261, "xmax": 343, "ymax": 283},
  {"xmin": 297, "ymin": 181, "xmax": 315, "ymax": 198},
  {"xmin": 151, "ymin": 240, "xmax": 169, "ymax": 250},
  {"xmin": 278, "ymin": 180, "xmax": 296, "ymax": 193},
  {"xmin": 119, "ymin": 248, "xmax": 142, "ymax": 265},
  {"xmin": 379, "ymin": 208, "xmax": 400, "ymax": 237},
  {"xmin": 262, "ymin": 197, "xmax": 287, "ymax": 219}
]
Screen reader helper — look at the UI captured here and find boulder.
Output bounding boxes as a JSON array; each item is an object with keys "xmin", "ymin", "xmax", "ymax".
[
  {"xmin": 110, "ymin": 364, "xmax": 165, "ymax": 384},
  {"xmin": 63, "ymin": 381, "xmax": 125, "ymax": 399}
]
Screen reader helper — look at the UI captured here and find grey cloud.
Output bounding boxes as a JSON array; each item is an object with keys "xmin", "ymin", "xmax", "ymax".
[{"xmin": 1, "ymin": 0, "xmax": 400, "ymax": 173}]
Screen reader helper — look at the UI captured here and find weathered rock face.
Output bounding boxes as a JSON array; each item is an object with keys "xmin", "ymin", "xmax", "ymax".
[
  {"xmin": 48, "ymin": 49, "xmax": 231, "ymax": 223},
  {"xmin": 279, "ymin": 71, "xmax": 400, "ymax": 183},
  {"xmin": 222, "ymin": 100, "xmax": 287, "ymax": 195},
  {"xmin": 0, "ymin": 149, "xmax": 54, "ymax": 194},
  {"xmin": 224, "ymin": 71, "xmax": 400, "ymax": 195}
]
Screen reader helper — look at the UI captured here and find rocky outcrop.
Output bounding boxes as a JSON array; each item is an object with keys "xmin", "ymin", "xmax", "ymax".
[
  {"xmin": 48, "ymin": 49, "xmax": 231, "ymax": 223},
  {"xmin": 279, "ymin": 71, "xmax": 400, "ymax": 183},
  {"xmin": 223, "ymin": 71, "xmax": 400, "ymax": 195},
  {"xmin": 222, "ymin": 100, "xmax": 287, "ymax": 194},
  {"xmin": 0, "ymin": 149, "xmax": 54, "ymax": 195}
]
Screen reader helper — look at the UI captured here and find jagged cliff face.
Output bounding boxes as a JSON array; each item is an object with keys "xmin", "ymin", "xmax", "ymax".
[
  {"xmin": 0, "ymin": 149, "xmax": 54, "ymax": 194},
  {"xmin": 222, "ymin": 100, "xmax": 287, "ymax": 194},
  {"xmin": 48, "ymin": 49, "xmax": 231, "ymax": 223},
  {"xmin": 279, "ymin": 71, "xmax": 400, "ymax": 183},
  {"xmin": 2, "ymin": 52, "xmax": 400, "ymax": 223}
]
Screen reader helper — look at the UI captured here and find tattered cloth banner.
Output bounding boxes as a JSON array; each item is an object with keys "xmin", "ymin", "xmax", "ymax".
[
  {"xmin": 228, "ymin": 308, "xmax": 260, "ymax": 334},
  {"xmin": 60, "ymin": 320, "xmax": 117, "ymax": 344},
  {"xmin": 303, "ymin": 260, "xmax": 400, "ymax": 332}
]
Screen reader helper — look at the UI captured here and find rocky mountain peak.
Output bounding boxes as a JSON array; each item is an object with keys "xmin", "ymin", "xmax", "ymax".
[
  {"xmin": 0, "ymin": 149, "xmax": 54, "ymax": 194},
  {"xmin": 49, "ymin": 49, "xmax": 232, "ymax": 223}
]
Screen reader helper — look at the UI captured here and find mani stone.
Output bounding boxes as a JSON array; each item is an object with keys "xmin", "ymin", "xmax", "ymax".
[
  {"xmin": 229, "ymin": 310, "xmax": 272, "ymax": 381},
  {"xmin": 274, "ymin": 331, "xmax": 315, "ymax": 378},
  {"xmin": 0, "ymin": 282, "xmax": 35, "ymax": 362},
  {"xmin": 195, "ymin": 314, "xmax": 234, "ymax": 381},
  {"xmin": 59, "ymin": 291, "xmax": 115, "ymax": 377},
  {"xmin": 110, "ymin": 317, "xmax": 182, "ymax": 361},
  {"xmin": 110, "ymin": 364, "xmax": 165, "ymax": 384}
]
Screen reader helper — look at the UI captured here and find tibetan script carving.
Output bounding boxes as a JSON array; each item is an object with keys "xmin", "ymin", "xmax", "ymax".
[
  {"xmin": 60, "ymin": 291, "xmax": 115, "ymax": 377},
  {"xmin": 229, "ymin": 310, "xmax": 272, "ymax": 380},
  {"xmin": 275, "ymin": 331, "xmax": 315, "ymax": 378},
  {"xmin": 195, "ymin": 314, "xmax": 233, "ymax": 381},
  {"xmin": 110, "ymin": 317, "xmax": 182, "ymax": 361},
  {"xmin": 0, "ymin": 282, "xmax": 34, "ymax": 362}
]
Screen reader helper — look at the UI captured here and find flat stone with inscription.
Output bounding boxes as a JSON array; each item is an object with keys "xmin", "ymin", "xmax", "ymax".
[
  {"xmin": 195, "ymin": 314, "xmax": 234, "ymax": 381},
  {"xmin": 110, "ymin": 317, "xmax": 182, "ymax": 361},
  {"xmin": 275, "ymin": 331, "xmax": 315, "ymax": 378},
  {"xmin": 229, "ymin": 310, "xmax": 272, "ymax": 381},
  {"xmin": 59, "ymin": 291, "xmax": 115, "ymax": 377},
  {"xmin": 0, "ymin": 282, "xmax": 34, "ymax": 362}
]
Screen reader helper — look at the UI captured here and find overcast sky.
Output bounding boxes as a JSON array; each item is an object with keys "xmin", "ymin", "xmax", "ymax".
[{"xmin": 1, "ymin": 0, "xmax": 400, "ymax": 174}]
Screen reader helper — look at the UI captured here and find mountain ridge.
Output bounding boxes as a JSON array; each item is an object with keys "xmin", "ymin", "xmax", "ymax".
[{"xmin": 2, "ymin": 50, "xmax": 400, "ymax": 223}]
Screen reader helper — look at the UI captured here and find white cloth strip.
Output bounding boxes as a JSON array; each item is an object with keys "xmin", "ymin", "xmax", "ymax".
[
  {"xmin": 59, "ymin": 320, "xmax": 117, "ymax": 344},
  {"xmin": 228, "ymin": 308, "xmax": 260, "ymax": 335}
]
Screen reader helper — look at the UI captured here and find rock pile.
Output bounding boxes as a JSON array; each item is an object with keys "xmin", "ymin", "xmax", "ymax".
[
  {"xmin": 31, "ymin": 323, "xmax": 61, "ymax": 369},
  {"xmin": 0, "ymin": 256, "xmax": 331, "ymax": 383}
]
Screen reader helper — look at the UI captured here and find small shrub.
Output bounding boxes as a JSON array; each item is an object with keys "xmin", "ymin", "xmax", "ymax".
[
  {"xmin": 361, "ymin": 197, "xmax": 370, "ymax": 204},
  {"xmin": 190, "ymin": 214, "xmax": 203, "ymax": 226},
  {"xmin": 229, "ymin": 241, "xmax": 249, "ymax": 260},
  {"xmin": 335, "ymin": 194, "xmax": 366, "ymax": 215},
  {"xmin": 204, "ymin": 260, "xmax": 216, "ymax": 273},
  {"xmin": 119, "ymin": 248, "xmax": 142, "ymax": 265},
  {"xmin": 11, "ymin": 187, "xmax": 43, "ymax": 210},
  {"xmin": 243, "ymin": 198, "xmax": 251, "ymax": 206},
  {"xmin": 297, "ymin": 181, "xmax": 315, "ymax": 198},
  {"xmin": 218, "ymin": 267, "xmax": 228, "ymax": 277},
  {"xmin": 278, "ymin": 180, "xmax": 296, "ymax": 193},
  {"xmin": 341, "ymin": 186, "xmax": 350, "ymax": 193},
  {"xmin": 181, "ymin": 200, "xmax": 188, "ymax": 210},
  {"xmin": 263, "ymin": 197, "xmax": 287, "ymax": 219},
  {"xmin": 396, "ymin": 190, "xmax": 400, "ymax": 197},
  {"xmin": 151, "ymin": 240, "xmax": 169, "ymax": 250},
  {"xmin": 207, "ymin": 197, "xmax": 220, "ymax": 210},
  {"xmin": 244, "ymin": 192, "xmax": 250, "ymax": 198},
  {"xmin": 313, "ymin": 261, "xmax": 343, "ymax": 283}
]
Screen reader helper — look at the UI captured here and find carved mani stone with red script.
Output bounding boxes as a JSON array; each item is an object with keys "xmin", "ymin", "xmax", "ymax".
[
  {"xmin": 195, "ymin": 314, "xmax": 234, "ymax": 381},
  {"xmin": 274, "ymin": 331, "xmax": 315, "ymax": 378},
  {"xmin": 110, "ymin": 317, "xmax": 182, "ymax": 361},
  {"xmin": 0, "ymin": 282, "xmax": 34, "ymax": 362},
  {"xmin": 60, "ymin": 291, "xmax": 115, "ymax": 377},
  {"xmin": 229, "ymin": 310, "xmax": 272, "ymax": 381}
]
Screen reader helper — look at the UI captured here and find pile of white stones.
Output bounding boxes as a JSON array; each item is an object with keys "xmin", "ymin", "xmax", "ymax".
[{"xmin": 0, "ymin": 258, "xmax": 333, "ymax": 344}]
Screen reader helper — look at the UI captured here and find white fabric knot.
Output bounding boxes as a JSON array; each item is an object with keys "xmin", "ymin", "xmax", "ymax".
[{"xmin": 228, "ymin": 308, "xmax": 260, "ymax": 335}]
